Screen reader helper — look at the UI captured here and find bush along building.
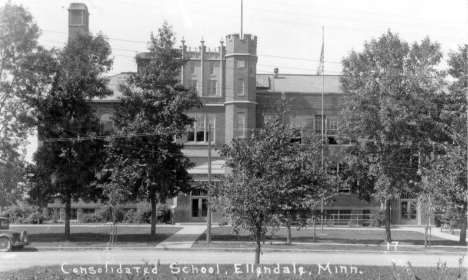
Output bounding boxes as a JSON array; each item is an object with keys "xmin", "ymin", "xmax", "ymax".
[{"xmin": 48, "ymin": 3, "xmax": 430, "ymax": 226}]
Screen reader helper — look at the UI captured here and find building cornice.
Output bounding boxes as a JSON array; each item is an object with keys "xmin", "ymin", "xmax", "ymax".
[
  {"xmin": 224, "ymin": 101, "xmax": 257, "ymax": 105},
  {"xmin": 224, "ymin": 53, "xmax": 257, "ymax": 58}
]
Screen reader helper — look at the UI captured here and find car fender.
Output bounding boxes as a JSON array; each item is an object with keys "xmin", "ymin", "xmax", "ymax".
[{"xmin": 0, "ymin": 233, "xmax": 12, "ymax": 243}]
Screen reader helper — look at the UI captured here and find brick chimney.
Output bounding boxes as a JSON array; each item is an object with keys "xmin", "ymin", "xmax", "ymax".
[{"xmin": 274, "ymin": 68, "xmax": 279, "ymax": 79}]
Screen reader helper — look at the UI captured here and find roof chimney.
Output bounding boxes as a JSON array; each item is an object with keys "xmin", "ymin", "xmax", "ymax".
[{"xmin": 274, "ymin": 68, "xmax": 279, "ymax": 79}]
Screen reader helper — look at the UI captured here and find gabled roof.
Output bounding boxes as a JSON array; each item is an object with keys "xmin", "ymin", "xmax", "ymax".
[{"xmin": 256, "ymin": 74, "xmax": 342, "ymax": 94}]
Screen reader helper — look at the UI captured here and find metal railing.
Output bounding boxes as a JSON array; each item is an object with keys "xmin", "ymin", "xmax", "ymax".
[{"xmin": 322, "ymin": 213, "xmax": 371, "ymax": 227}]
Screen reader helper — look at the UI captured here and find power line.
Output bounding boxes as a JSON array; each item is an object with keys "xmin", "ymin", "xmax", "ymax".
[
  {"xmin": 251, "ymin": 0, "xmax": 461, "ymax": 25},
  {"xmin": 101, "ymin": 0, "xmax": 463, "ymax": 32},
  {"xmin": 182, "ymin": 0, "xmax": 463, "ymax": 31},
  {"xmin": 39, "ymin": 32, "xmax": 343, "ymax": 65}
]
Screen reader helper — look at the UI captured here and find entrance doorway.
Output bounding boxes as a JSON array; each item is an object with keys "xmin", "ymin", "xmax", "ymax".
[
  {"xmin": 400, "ymin": 200, "xmax": 417, "ymax": 225},
  {"xmin": 191, "ymin": 198, "xmax": 208, "ymax": 222}
]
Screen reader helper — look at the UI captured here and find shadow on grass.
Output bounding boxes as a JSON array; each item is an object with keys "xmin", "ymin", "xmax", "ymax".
[
  {"xmin": 12, "ymin": 247, "xmax": 39, "ymax": 252},
  {"xmin": 197, "ymin": 233, "xmax": 464, "ymax": 246},
  {"xmin": 29, "ymin": 233, "xmax": 173, "ymax": 243}
]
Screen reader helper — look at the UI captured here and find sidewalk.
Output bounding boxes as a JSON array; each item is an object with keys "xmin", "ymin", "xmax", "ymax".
[
  {"xmin": 155, "ymin": 225, "xmax": 206, "ymax": 249},
  {"xmin": 396, "ymin": 226, "xmax": 466, "ymax": 242}
]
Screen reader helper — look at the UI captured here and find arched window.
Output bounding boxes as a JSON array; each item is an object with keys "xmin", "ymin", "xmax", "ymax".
[{"xmin": 100, "ymin": 113, "xmax": 114, "ymax": 132}]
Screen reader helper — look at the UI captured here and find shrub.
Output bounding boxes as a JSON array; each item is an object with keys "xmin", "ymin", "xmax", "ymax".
[
  {"xmin": 133, "ymin": 203, "xmax": 152, "ymax": 224},
  {"xmin": 123, "ymin": 203, "xmax": 171, "ymax": 224},
  {"xmin": 369, "ymin": 209, "xmax": 386, "ymax": 227},
  {"xmin": 157, "ymin": 203, "xmax": 171, "ymax": 224},
  {"xmin": 3, "ymin": 201, "xmax": 42, "ymax": 224},
  {"xmin": 81, "ymin": 213, "xmax": 104, "ymax": 223},
  {"xmin": 80, "ymin": 205, "xmax": 127, "ymax": 223},
  {"xmin": 25, "ymin": 212, "xmax": 45, "ymax": 224},
  {"xmin": 123, "ymin": 209, "xmax": 136, "ymax": 223}
]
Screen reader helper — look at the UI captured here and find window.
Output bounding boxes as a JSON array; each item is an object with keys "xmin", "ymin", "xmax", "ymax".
[
  {"xmin": 290, "ymin": 114, "xmax": 314, "ymax": 130},
  {"xmin": 290, "ymin": 114, "xmax": 313, "ymax": 143},
  {"xmin": 314, "ymin": 115, "xmax": 325, "ymax": 135},
  {"xmin": 70, "ymin": 209, "xmax": 78, "ymax": 220},
  {"xmin": 238, "ymin": 79, "xmax": 245, "ymax": 96},
  {"xmin": 206, "ymin": 80, "xmax": 217, "ymax": 96},
  {"xmin": 236, "ymin": 112, "xmax": 246, "ymax": 138},
  {"xmin": 190, "ymin": 63, "xmax": 195, "ymax": 75},
  {"xmin": 209, "ymin": 63, "xmax": 215, "ymax": 75},
  {"xmin": 327, "ymin": 117, "xmax": 338, "ymax": 132},
  {"xmin": 187, "ymin": 113, "xmax": 216, "ymax": 143},
  {"xmin": 207, "ymin": 114, "xmax": 215, "ymax": 141},
  {"xmin": 100, "ymin": 113, "xmax": 114, "ymax": 132},
  {"xmin": 191, "ymin": 79, "xmax": 198, "ymax": 93},
  {"xmin": 337, "ymin": 163, "xmax": 350, "ymax": 193},
  {"xmin": 237, "ymin": 61, "xmax": 245, "ymax": 68},
  {"xmin": 249, "ymin": 67, "xmax": 253, "ymax": 75},
  {"xmin": 83, "ymin": 209, "xmax": 95, "ymax": 215},
  {"xmin": 195, "ymin": 114, "xmax": 205, "ymax": 142}
]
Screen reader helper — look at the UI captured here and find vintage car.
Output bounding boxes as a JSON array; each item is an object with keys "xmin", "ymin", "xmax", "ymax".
[{"xmin": 0, "ymin": 217, "xmax": 29, "ymax": 252}]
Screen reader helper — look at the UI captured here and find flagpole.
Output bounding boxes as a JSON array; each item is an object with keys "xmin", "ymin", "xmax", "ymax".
[
  {"xmin": 241, "ymin": 0, "xmax": 243, "ymax": 38},
  {"xmin": 320, "ymin": 26, "xmax": 324, "ymax": 234}
]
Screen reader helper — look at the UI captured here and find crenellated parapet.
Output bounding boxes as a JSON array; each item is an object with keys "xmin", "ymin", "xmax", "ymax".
[{"xmin": 225, "ymin": 34, "xmax": 257, "ymax": 56}]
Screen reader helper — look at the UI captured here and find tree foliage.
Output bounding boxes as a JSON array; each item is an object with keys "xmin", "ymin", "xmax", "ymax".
[
  {"xmin": 215, "ymin": 106, "xmax": 333, "ymax": 264},
  {"xmin": 0, "ymin": 2, "xmax": 53, "ymax": 208},
  {"xmin": 339, "ymin": 31, "xmax": 445, "ymax": 242},
  {"xmin": 27, "ymin": 32, "xmax": 113, "ymax": 239},
  {"xmin": 0, "ymin": 153, "xmax": 25, "ymax": 213},
  {"xmin": 0, "ymin": 1, "xmax": 43, "ymax": 156},
  {"xmin": 106, "ymin": 21, "xmax": 202, "ymax": 237},
  {"xmin": 419, "ymin": 45, "xmax": 468, "ymax": 243}
]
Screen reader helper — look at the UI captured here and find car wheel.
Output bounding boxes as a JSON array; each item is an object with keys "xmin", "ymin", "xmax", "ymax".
[{"xmin": 0, "ymin": 237, "xmax": 12, "ymax": 252}]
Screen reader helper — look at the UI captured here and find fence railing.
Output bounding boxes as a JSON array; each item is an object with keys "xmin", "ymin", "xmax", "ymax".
[{"xmin": 321, "ymin": 213, "xmax": 371, "ymax": 227}]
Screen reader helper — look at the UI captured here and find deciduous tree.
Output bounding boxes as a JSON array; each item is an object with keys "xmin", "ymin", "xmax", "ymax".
[
  {"xmin": 419, "ymin": 45, "xmax": 467, "ymax": 244},
  {"xmin": 0, "ymin": 2, "xmax": 51, "ymax": 208},
  {"xmin": 215, "ymin": 109, "xmax": 333, "ymax": 264},
  {"xmin": 339, "ymin": 31, "xmax": 445, "ymax": 242},
  {"xmin": 106, "ymin": 21, "xmax": 202, "ymax": 237},
  {"xmin": 27, "ymin": 32, "xmax": 113, "ymax": 240}
]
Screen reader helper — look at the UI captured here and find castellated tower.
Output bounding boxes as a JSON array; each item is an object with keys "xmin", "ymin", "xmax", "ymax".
[
  {"xmin": 68, "ymin": 3, "xmax": 89, "ymax": 40},
  {"xmin": 224, "ymin": 34, "xmax": 257, "ymax": 143}
]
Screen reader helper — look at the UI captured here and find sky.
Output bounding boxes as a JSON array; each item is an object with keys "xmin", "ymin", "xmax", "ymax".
[{"xmin": 4, "ymin": 0, "xmax": 468, "ymax": 160}]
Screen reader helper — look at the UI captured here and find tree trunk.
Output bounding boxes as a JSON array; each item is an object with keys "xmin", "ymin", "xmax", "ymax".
[
  {"xmin": 286, "ymin": 220, "xmax": 292, "ymax": 245},
  {"xmin": 459, "ymin": 204, "xmax": 467, "ymax": 244},
  {"xmin": 151, "ymin": 196, "xmax": 157, "ymax": 237},
  {"xmin": 255, "ymin": 232, "xmax": 261, "ymax": 264},
  {"xmin": 65, "ymin": 196, "xmax": 71, "ymax": 241},
  {"xmin": 385, "ymin": 199, "xmax": 392, "ymax": 242},
  {"xmin": 312, "ymin": 217, "xmax": 316, "ymax": 242}
]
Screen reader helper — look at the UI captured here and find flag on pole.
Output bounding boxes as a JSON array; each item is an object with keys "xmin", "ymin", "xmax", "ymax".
[{"xmin": 317, "ymin": 38, "xmax": 324, "ymax": 75}]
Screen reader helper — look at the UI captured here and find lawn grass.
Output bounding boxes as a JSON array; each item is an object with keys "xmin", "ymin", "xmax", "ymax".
[
  {"xmin": 14, "ymin": 225, "xmax": 182, "ymax": 248},
  {"xmin": 1, "ymin": 263, "xmax": 466, "ymax": 280},
  {"xmin": 192, "ymin": 241, "xmax": 467, "ymax": 253},
  {"xmin": 196, "ymin": 227, "xmax": 463, "ymax": 247}
]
